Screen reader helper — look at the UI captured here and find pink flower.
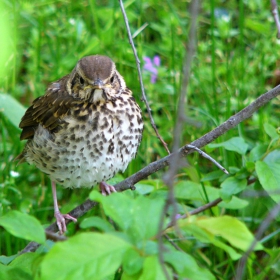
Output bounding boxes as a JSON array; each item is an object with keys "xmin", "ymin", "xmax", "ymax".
[{"xmin": 143, "ymin": 55, "xmax": 161, "ymax": 83}]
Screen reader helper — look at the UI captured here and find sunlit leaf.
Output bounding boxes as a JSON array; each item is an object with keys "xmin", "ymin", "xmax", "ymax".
[
  {"xmin": 0, "ymin": 253, "xmax": 39, "ymax": 280},
  {"xmin": 196, "ymin": 216, "xmax": 263, "ymax": 251},
  {"xmin": 90, "ymin": 191, "xmax": 164, "ymax": 242},
  {"xmin": 40, "ymin": 233, "xmax": 131, "ymax": 280},
  {"xmin": 123, "ymin": 248, "xmax": 144, "ymax": 276},
  {"xmin": 0, "ymin": 211, "xmax": 45, "ymax": 244},
  {"xmin": 177, "ymin": 219, "xmax": 241, "ymax": 260},
  {"xmin": 90, "ymin": 191, "xmax": 134, "ymax": 231},
  {"xmin": 139, "ymin": 255, "xmax": 172, "ymax": 280}
]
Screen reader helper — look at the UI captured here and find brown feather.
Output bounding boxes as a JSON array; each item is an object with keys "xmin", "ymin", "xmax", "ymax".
[{"xmin": 19, "ymin": 76, "xmax": 82, "ymax": 140}]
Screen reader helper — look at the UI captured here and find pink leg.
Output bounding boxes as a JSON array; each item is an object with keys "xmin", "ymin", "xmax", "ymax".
[
  {"xmin": 99, "ymin": 181, "xmax": 117, "ymax": 196},
  {"xmin": 52, "ymin": 181, "xmax": 77, "ymax": 234}
]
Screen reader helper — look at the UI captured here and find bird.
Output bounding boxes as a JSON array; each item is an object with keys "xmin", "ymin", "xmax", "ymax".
[{"xmin": 16, "ymin": 55, "xmax": 143, "ymax": 234}]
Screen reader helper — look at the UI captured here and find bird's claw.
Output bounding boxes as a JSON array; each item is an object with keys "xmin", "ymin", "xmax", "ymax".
[
  {"xmin": 99, "ymin": 181, "xmax": 117, "ymax": 196},
  {"xmin": 54, "ymin": 211, "xmax": 77, "ymax": 234}
]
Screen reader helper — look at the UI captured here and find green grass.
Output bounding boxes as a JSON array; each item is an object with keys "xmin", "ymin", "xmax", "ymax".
[{"xmin": 1, "ymin": 0, "xmax": 280, "ymax": 279}]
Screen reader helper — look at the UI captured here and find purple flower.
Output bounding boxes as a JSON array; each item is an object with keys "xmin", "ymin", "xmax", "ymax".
[{"xmin": 143, "ymin": 55, "xmax": 161, "ymax": 83}]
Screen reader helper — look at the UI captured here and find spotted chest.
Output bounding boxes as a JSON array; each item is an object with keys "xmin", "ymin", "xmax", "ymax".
[{"xmin": 23, "ymin": 92, "xmax": 143, "ymax": 188}]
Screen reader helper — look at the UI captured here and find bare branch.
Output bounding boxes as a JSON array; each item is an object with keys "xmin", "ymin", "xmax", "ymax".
[
  {"xmin": 118, "ymin": 83, "xmax": 280, "ymax": 193},
  {"xmin": 166, "ymin": 198, "xmax": 223, "ymax": 229},
  {"xmin": 189, "ymin": 198, "xmax": 222, "ymax": 216},
  {"xmin": 271, "ymin": 0, "xmax": 280, "ymax": 38},
  {"xmin": 158, "ymin": 1, "xmax": 201, "ymax": 278},
  {"xmin": 45, "ymin": 230, "xmax": 67, "ymax": 242},
  {"xmin": 119, "ymin": 0, "xmax": 170, "ymax": 154}
]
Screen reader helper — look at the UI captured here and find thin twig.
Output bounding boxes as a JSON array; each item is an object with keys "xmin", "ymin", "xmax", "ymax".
[
  {"xmin": 236, "ymin": 202, "xmax": 280, "ymax": 279},
  {"xmin": 158, "ymin": 1, "xmax": 201, "ymax": 278},
  {"xmin": 163, "ymin": 234, "xmax": 184, "ymax": 252},
  {"xmin": 20, "ymin": 84, "xmax": 280, "ymax": 254},
  {"xmin": 166, "ymin": 198, "xmax": 222, "ymax": 229},
  {"xmin": 185, "ymin": 145, "xmax": 229, "ymax": 174},
  {"xmin": 271, "ymin": 0, "xmax": 280, "ymax": 38},
  {"xmin": 189, "ymin": 198, "xmax": 222, "ymax": 216},
  {"xmin": 119, "ymin": 0, "xmax": 170, "ymax": 154}
]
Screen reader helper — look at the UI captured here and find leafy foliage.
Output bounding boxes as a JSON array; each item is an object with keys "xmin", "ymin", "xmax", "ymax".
[
  {"xmin": 0, "ymin": 210, "xmax": 45, "ymax": 244},
  {"xmin": 1, "ymin": 0, "xmax": 280, "ymax": 279}
]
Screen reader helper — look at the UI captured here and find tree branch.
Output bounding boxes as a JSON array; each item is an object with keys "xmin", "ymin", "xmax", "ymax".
[
  {"xmin": 236, "ymin": 202, "xmax": 280, "ymax": 279},
  {"xmin": 20, "ymin": 84, "xmax": 280, "ymax": 254}
]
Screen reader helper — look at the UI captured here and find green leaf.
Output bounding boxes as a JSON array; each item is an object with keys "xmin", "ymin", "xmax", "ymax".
[
  {"xmin": 79, "ymin": 217, "xmax": 114, "ymax": 232},
  {"xmin": 249, "ymin": 144, "xmax": 267, "ymax": 162},
  {"xmin": 9, "ymin": 252, "xmax": 40, "ymax": 273},
  {"xmin": 220, "ymin": 177, "xmax": 247, "ymax": 201},
  {"xmin": 175, "ymin": 181, "xmax": 219, "ymax": 201},
  {"xmin": 134, "ymin": 183, "xmax": 154, "ymax": 195},
  {"xmin": 0, "ymin": 93, "xmax": 26, "ymax": 130},
  {"xmin": 129, "ymin": 196, "xmax": 164, "ymax": 241},
  {"xmin": 256, "ymin": 160, "xmax": 280, "ymax": 203},
  {"xmin": 0, "ymin": 255, "xmax": 17, "ymax": 265},
  {"xmin": 90, "ymin": 191, "xmax": 164, "ymax": 242},
  {"xmin": 90, "ymin": 191, "xmax": 133, "ymax": 231},
  {"xmin": 121, "ymin": 272, "xmax": 142, "ymax": 280},
  {"xmin": 165, "ymin": 250, "xmax": 215, "ymax": 280},
  {"xmin": 40, "ymin": 233, "xmax": 131, "ymax": 280},
  {"xmin": 178, "ymin": 219, "xmax": 241, "ymax": 260},
  {"xmin": 263, "ymin": 123, "xmax": 279, "ymax": 140},
  {"xmin": 175, "ymin": 180, "xmax": 247, "ymax": 209},
  {"xmin": 219, "ymin": 196, "xmax": 248, "ymax": 209},
  {"xmin": 0, "ymin": 253, "xmax": 39, "ymax": 280},
  {"xmin": 208, "ymin": 137, "xmax": 248, "ymax": 155},
  {"xmin": 196, "ymin": 216, "xmax": 263, "ymax": 251},
  {"xmin": 245, "ymin": 18, "xmax": 271, "ymax": 34},
  {"xmin": 0, "ymin": 264, "xmax": 31, "ymax": 280},
  {"xmin": 139, "ymin": 255, "xmax": 172, "ymax": 280},
  {"xmin": 201, "ymin": 170, "xmax": 225, "ymax": 182},
  {"xmin": 0, "ymin": 211, "xmax": 45, "ymax": 244},
  {"xmin": 123, "ymin": 249, "xmax": 144, "ymax": 276},
  {"xmin": 143, "ymin": 241, "xmax": 158, "ymax": 255}
]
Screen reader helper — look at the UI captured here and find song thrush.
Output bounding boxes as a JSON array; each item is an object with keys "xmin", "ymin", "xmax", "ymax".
[{"xmin": 17, "ymin": 55, "xmax": 143, "ymax": 233}]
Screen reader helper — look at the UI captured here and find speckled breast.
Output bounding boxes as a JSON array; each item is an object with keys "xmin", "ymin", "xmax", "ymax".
[{"xmin": 24, "ymin": 92, "xmax": 143, "ymax": 188}]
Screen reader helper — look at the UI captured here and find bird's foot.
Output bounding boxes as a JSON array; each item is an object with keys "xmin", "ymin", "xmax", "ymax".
[
  {"xmin": 54, "ymin": 211, "xmax": 77, "ymax": 234},
  {"xmin": 99, "ymin": 181, "xmax": 117, "ymax": 196}
]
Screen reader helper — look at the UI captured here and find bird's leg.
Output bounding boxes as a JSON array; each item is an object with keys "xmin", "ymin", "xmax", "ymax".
[
  {"xmin": 99, "ymin": 181, "xmax": 117, "ymax": 196},
  {"xmin": 51, "ymin": 181, "xmax": 77, "ymax": 234}
]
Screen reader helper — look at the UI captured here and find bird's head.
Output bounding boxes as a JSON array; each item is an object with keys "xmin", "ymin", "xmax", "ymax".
[{"xmin": 67, "ymin": 55, "xmax": 126, "ymax": 103}]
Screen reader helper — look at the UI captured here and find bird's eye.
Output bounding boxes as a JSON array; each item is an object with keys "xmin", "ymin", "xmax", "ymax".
[
  {"xmin": 79, "ymin": 77, "xmax": 85, "ymax": 85},
  {"xmin": 110, "ymin": 76, "xmax": 114, "ymax": 83}
]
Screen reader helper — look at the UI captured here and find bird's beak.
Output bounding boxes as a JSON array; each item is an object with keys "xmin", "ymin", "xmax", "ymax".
[
  {"xmin": 84, "ymin": 80, "xmax": 111, "ymax": 93},
  {"xmin": 92, "ymin": 79, "xmax": 104, "ymax": 89}
]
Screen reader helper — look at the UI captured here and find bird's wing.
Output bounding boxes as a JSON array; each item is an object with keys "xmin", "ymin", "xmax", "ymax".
[{"xmin": 19, "ymin": 76, "xmax": 81, "ymax": 140}]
